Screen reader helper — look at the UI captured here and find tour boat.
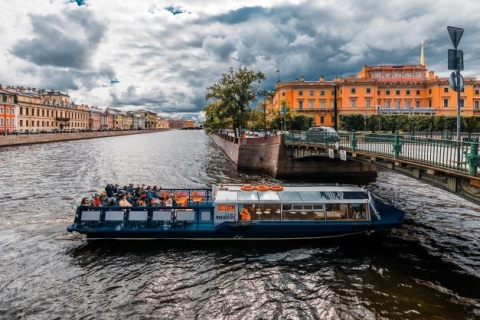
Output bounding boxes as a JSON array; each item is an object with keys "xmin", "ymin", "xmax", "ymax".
[{"xmin": 67, "ymin": 184, "xmax": 405, "ymax": 240}]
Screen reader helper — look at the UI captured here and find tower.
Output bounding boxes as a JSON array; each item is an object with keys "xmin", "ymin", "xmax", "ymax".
[{"xmin": 420, "ymin": 41, "xmax": 425, "ymax": 66}]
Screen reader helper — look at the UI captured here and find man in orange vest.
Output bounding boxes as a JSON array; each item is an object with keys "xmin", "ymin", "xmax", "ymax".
[{"xmin": 239, "ymin": 208, "xmax": 251, "ymax": 221}]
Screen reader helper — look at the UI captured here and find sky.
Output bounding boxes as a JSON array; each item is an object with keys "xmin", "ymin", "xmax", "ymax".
[{"xmin": 1, "ymin": 0, "xmax": 480, "ymax": 121}]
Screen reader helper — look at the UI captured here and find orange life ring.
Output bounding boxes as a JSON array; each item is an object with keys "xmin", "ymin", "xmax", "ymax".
[
  {"xmin": 241, "ymin": 185, "xmax": 255, "ymax": 191},
  {"xmin": 269, "ymin": 185, "xmax": 284, "ymax": 191},
  {"xmin": 257, "ymin": 185, "xmax": 269, "ymax": 192}
]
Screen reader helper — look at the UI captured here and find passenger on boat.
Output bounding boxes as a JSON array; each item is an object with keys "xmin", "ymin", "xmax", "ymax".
[
  {"xmin": 125, "ymin": 192, "xmax": 135, "ymax": 206},
  {"xmin": 239, "ymin": 208, "xmax": 251, "ymax": 221},
  {"xmin": 81, "ymin": 197, "xmax": 90, "ymax": 206},
  {"xmin": 105, "ymin": 182, "xmax": 116, "ymax": 200},
  {"xmin": 92, "ymin": 193, "xmax": 101, "ymax": 206},
  {"xmin": 119, "ymin": 194, "xmax": 132, "ymax": 207},
  {"xmin": 165, "ymin": 196, "xmax": 173, "ymax": 207},
  {"xmin": 100, "ymin": 190, "xmax": 109, "ymax": 206}
]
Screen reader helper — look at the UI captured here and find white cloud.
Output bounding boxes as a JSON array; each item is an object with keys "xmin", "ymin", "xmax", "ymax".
[{"xmin": 1, "ymin": 0, "xmax": 479, "ymax": 118}]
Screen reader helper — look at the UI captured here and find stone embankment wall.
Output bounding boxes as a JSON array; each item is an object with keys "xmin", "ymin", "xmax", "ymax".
[
  {"xmin": 210, "ymin": 133, "xmax": 377, "ymax": 179},
  {"xmin": 0, "ymin": 130, "xmax": 166, "ymax": 148},
  {"xmin": 210, "ymin": 133, "xmax": 282, "ymax": 176}
]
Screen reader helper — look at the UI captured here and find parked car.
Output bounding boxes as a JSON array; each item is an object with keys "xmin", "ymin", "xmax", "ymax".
[{"xmin": 306, "ymin": 126, "xmax": 339, "ymax": 143}]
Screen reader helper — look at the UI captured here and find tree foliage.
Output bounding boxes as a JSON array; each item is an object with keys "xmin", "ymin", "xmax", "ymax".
[
  {"xmin": 204, "ymin": 67, "xmax": 266, "ymax": 136},
  {"xmin": 339, "ymin": 114, "xmax": 480, "ymax": 133}
]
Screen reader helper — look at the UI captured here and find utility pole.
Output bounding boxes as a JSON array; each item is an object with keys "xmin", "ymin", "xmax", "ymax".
[{"xmin": 447, "ymin": 26, "xmax": 464, "ymax": 167}]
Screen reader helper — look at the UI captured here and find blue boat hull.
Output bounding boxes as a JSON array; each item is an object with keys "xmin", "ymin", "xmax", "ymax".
[{"xmin": 68, "ymin": 209, "xmax": 404, "ymax": 240}]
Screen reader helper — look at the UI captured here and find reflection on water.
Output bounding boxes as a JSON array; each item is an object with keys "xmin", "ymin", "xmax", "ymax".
[{"xmin": 0, "ymin": 130, "xmax": 479, "ymax": 319}]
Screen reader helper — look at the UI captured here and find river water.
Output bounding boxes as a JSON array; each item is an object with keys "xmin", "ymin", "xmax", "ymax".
[{"xmin": 0, "ymin": 130, "xmax": 479, "ymax": 319}]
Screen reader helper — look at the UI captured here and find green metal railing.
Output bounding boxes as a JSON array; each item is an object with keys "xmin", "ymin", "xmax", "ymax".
[{"xmin": 284, "ymin": 131, "xmax": 480, "ymax": 175}]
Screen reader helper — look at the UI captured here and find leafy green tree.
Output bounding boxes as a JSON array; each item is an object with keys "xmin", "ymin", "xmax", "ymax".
[
  {"xmin": 290, "ymin": 114, "xmax": 314, "ymax": 131},
  {"xmin": 205, "ymin": 67, "xmax": 266, "ymax": 137}
]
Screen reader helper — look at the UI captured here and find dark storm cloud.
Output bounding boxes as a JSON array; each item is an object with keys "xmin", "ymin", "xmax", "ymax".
[{"xmin": 11, "ymin": 8, "xmax": 107, "ymax": 69}]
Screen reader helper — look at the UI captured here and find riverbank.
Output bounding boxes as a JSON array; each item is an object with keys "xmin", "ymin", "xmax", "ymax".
[{"xmin": 0, "ymin": 129, "xmax": 168, "ymax": 147}]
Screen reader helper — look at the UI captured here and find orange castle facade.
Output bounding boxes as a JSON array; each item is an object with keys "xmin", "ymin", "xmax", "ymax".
[{"xmin": 272, "ymin": 64, "xmax": 480, "ymax": 127}]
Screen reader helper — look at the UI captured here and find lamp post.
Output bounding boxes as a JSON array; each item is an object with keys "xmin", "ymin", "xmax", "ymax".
[
  {"xmin": 377, "ymin": 105, "xmax": 381, "ymax": 132},
  {"xmin": 363, "ymin": 112, "xmax": 367, "ymax": 132}
]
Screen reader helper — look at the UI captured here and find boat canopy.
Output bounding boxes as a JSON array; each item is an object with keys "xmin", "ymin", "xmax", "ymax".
[{"xmin": 215, "ymin": 186, "xmax": 369, "ymax": 204}]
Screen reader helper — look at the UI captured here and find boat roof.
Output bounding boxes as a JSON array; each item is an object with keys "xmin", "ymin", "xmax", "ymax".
[{"xmin": 214, "ymin": 185, "xmax": 369, "ymax": 204}]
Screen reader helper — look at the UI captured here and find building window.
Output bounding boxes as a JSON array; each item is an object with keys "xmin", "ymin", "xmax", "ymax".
[
  {"xmin": 475, "ymin": 90, "xmax": 480, "ymax": 95},
  {"xmin": 428, "ymin": 100, "xmax": 432, "ymax": 107},
  {"xmin": 350, "ymin": 98, "xmax": 356, "ymax": 108},
  {"xmin": 26, "ymin": 120, "xmax": 29, "ymax": 126},
  {"xmin": 320, "ymin": 90, "xmax": 325, "ymax": 96},
  {"xmin": 26, "ymin": 108, "xmax": 29, "ymax": 116},
  {"xmin": 406, "ymin": 90, "xmax": 410, "ymax": 95},
  {"xmin": 416, "ymin": 90, "xmax": 421, "ymax": 95},
  {"xmin": 406, "ymin": 100, "xmax": 411, "ymax": 108},
  {"xmin": 331, "ymin": 90, "xmax": 335, "ymax": 95},
  {"xmin": 366, "ymin": 88, "xmax": 371, "ymax": 94},
  {"xmin": 0, "ymin": 107, "xmax": 3, "ymax": 113},
  {"xmin": 0, "ymin": 118, "xmax": 3, "ymax": 126},
  {"xmin": 351, "ymin": 88, "xmax": 356, "ymax": 94},
  {"xmin": 330, "ymin": 101, "xmax": 335, "ymax": 108},
  {"xmin": 320, "ymin": 116, "xmax": 325, "ymax": 124},
  {"xmin": 416, "ymin": 100, "xmax": 421, "ymax": 108},
  {"xmin": 444, "ymin": 87, "xmax": 449, "ymax": 93},
  {"xmin": 366, "ymin": 99, "xmax": 371, "ymax": 108},
  {"xmin": 386, "ymin": 90, "xmax": 390, "ymax": 95},
  {"xmin": 377, "ymin": 90, "xmax": 380, "ymax": 95},
  {"xmin": 475, "ymin": 101, "xmax": 479, "ymax": 109},
  {"xmin": 309, "ymin": 91, "xmax": 314, "ymax": 96},
  {"xmin": 460, "ymin": 99, "xmax": 464, "ymax": 107},
  {"xmin": 308, "ymin": 100, "xmax": 314, "ymax": 108},
  {"xmin": 396, "ymin": 90, "xmax": 400, "ymax": 95},
  {"xmin": 6, "ymin": 107, "xmax": 9, "ymax": 114},
  {"xmin": 298, "ymin": 91, "xmax": 303, "ymax": 96},
  {"xmin": 298, "ymin": 100, "xmax": 303, "ymax": 109},
  {"xmin": 395, "ymin": 100, "xmax": 401, "ymax": 108},
  {"xmin": 19, "ymin": 120, "xmax": 23, "ymax": 126},
  {"xmin": 429, "ymin": 89, "xmax": 432, "ymax": 94},
  {"xmin": 443, "ymin": 99, "xmax": 449, "ymax": 107},
  {"xmin": 6, "ymin": 119, "xmax": 9, "ymax": 125},
  {"xmin": 11, "ymin": 108, "xmax": 14, "ymax": 115},
  {"xmin": 385, "ymin": 100, "xmax": 391, "ymax": 108},
  {"xmin": 320, "ymin": 100, "xmax": 325, "ymax": 108},
  {"xmin": 282, "ymin": 92, "xmax": 285, "ymax": 96}
]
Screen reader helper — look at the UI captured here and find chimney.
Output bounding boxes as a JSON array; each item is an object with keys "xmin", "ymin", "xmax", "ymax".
[{"xmin": 319, "ymin": 76, "xmax": 325, "ymax": 82}]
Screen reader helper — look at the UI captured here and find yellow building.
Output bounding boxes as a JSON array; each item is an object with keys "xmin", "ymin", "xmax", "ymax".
[{"xmin": 271, "ymin": 44, "xmax": 480, "ymax": 127}]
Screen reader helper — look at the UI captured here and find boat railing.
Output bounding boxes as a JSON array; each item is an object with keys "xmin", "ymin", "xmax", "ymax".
[{"xmin": 75, "ymin": 205, "xmax": 215, "ymax": 229}]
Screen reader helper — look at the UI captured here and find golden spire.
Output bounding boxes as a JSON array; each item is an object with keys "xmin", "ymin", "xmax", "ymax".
[{"xmin": 420, "ymin": 41, "xmax": 425, "ymax": 66}]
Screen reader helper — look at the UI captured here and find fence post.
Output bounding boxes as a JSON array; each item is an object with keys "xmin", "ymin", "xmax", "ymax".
[
  {"xmin": 392, "ymin": 131, "xmax": 403, "ymax": 158},
  {"xmin": 351, "ymin": 130, "xmax": 358, "ymax": 151},
  {"xmin": 464, "ymin": 137, "xmax": 480, "ymax": 175}
]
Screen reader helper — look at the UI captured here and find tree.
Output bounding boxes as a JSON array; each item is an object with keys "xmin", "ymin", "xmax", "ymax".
[{"xmin": 205, "ymin": 67, "xmax": 266, "ymax": 137}]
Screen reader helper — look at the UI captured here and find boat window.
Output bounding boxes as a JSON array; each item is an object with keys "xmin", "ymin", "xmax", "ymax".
[
  {"xmin": 227, "ymin": 205, "xmax": 235, "ymax": 211},
  {"xmin": 293, "ymin": 205, "xmax": 303, "ymax": 210},
  {"xmin": 217, "ymin": 205, "xmax": 226, "ymax": 211},
  {"xmin": 282, "ymin": 204, "xmax": 292, "ymax": 210},
  {"xmin": 237, "ymin": 192, "xmax": 258, "ymax": 201},
  {"xmin": 278, "ymin": 192, "xmax": 302, "ymax": 202},
  {"xmin": 258, "ymin": 191, "xmax": 280, "ymax": 201},
  {"xmin": 242, "ymin": 204, "xmax": 281, "ymax": 221},
  {"xmin": 325, "ymin": 203, "xmax": 369, "ymax": 221},
  {"xmin": 313, "ymin": 204, "xmax": 323, "ymax": 210},
  {"xmin": 298, "ymin": 192, "xmax": 323, "ymax": 202},
  {"xmin": 343, "ymin": 192, "xmax": 368, "ymax": 200}
]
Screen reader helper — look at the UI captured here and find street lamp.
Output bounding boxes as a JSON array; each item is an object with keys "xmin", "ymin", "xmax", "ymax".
[
  {"xmin": 377, "ymin": 105, "xmax": 381, "ymax": 132},
  {"xmin": 363, "ymin": 112, "xmax": 367, "ymax": 132}
]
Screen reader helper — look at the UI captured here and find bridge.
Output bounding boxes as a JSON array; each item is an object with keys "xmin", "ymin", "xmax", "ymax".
[{"xmin": 284, "ymin": 131, "xmax": 480, "ymax": 205}]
